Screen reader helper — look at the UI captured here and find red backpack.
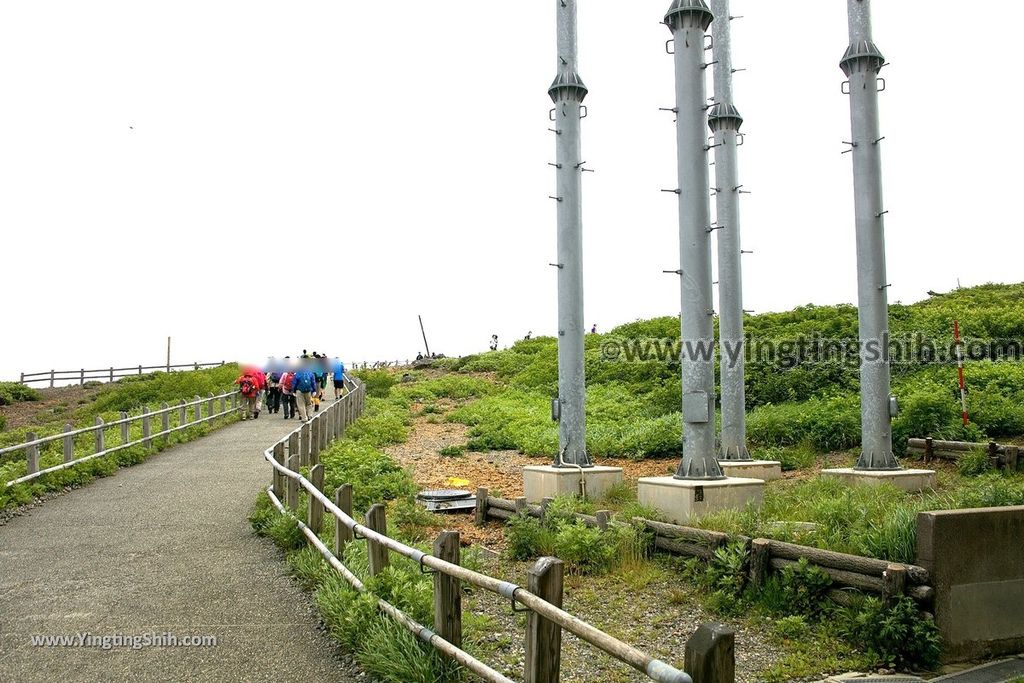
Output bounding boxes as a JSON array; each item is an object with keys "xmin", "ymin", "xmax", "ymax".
[{"xmin": 239, "ymin": 375, "xmax": 259, "ymax": 398}]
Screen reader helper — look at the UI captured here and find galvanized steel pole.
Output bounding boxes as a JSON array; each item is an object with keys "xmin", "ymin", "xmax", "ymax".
[
  {"xmin": 549, "ymin": 0, "xmax": 591, "ymax": 467},
  {"xmin": 666, "ymin": 0, "xmax": 724, "ymax": 480},
  {"xmin": 708, "ymin": 0, "xmax": 749, "ymax": 461},
  {"xmin": 841, "ymin": 0, "xmax": 898, "ymax": 470}
]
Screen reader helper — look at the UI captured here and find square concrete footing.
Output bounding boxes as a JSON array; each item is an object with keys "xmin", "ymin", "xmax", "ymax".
[
  {"xmin": 636, "ymin": 476, "xmax": 765, "ymax": 525},
  {"xmin": 820, "ymin": 468, "xmax": 937, "ymax": 493},
  {"xmin": 522, "ymin": 465, "xmax": 624, "ymax": 503},
  {"xmin": 718, "ymin": 460, "xmax": 783, "ymax": 482}
]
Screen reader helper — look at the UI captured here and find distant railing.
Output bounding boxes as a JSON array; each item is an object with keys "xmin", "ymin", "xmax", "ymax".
[
  {"xmin": 2, "ymin": 390, "xmax": 242, "ymax": 488},
  {"xmin": 263, "ymin": 380, "xmax": 715, "ymax": 683},
  {"xmin": 18, "ymin": 362, "xmax": 229, "ymax": 387}
]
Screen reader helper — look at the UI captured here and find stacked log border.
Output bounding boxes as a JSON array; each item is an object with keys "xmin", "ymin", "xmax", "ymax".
[
  {"xmin": 907, "ymin": 438, "xmax": 1022, "ymax": 471},
  {"xmin": 477, "ymin": 491, "xmax": 934, "ymax": 613}
]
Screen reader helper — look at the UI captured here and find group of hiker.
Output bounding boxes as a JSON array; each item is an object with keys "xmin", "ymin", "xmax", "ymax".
[{"xmin": 235, "ymin": 352, "xmax": 348, "ymax": 423}]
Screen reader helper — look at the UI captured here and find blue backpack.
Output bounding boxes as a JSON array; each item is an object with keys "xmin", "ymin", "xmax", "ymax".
[{"xmin": 294, "ymin": 371, "xmax": 316, "ymax": 393}]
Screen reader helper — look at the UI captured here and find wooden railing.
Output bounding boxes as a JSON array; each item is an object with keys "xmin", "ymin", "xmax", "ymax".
[
  {"xmin": 477, "ymin": 492, "xmax": 935, "ymax": 616},
  {"xmin": 2, "ymin": 391, "xmax": 242, "ymax": 488},
  {"xmin": 263, "ymin": 381, "xmax": 737, "ymax": 683},
  {"xmin": 18, "ymin": 361, "xmax": 228, "ymax": 387},
  {"xmin": 908, "ymin": 437, "xmax": 1022, "ymax": 471}
]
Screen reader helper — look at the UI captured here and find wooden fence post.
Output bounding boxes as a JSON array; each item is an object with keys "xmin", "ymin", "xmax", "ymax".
[
  {"xmin": 308, "ymin": 464, "xmax": 325, "ymax": 535},
  {"xmin": 63, "ymin": 424, "xmax": 74, "ymax": 463},
  {"xmin": 108, "ymin": 367, "xmax": 113, "ymax": 382},
  {"xmin": 142, "ymin": 407, "xmax": 152, "ymax": 448},
  {"xmin": 749, "ymin": 539, "xmax": 771, "ymax": 588},
  {"xmin": 231, "ymin": 392, "xmax": 238, "ymax": 410},
  {"xmin": 49, "ymin": 370, "xmax": 54, "ymax": 388},
  {"xmin": 989, "ymin": 440, "xmax": 1000, "ymax": 469},
  {"xmin": 288, "ymin": 432, "xmax": 300, "ymax": 470},
  {"xmin": 220, "ymin": 394, "xmax": 226, "ymax": 415},
  {"xmin": 300, "ymin": 423, "xmax": 312, "ymax": 467},
  {"xmin": 179, "ymin": 400, "xmax": 187, "ymax": 428},
  {"xmin": 26, "ymin": 432, "xmax": 39, "ymax": 476},
  {"xmin": 1009, "ymin": 446, "xmax": 1021, "ymax": 472},
  {"xmin": 194, "ymin": 396, "xmax": 202, "ymax": 423},
  {"xmin": 524, "ymin": 557, "xmax": 564, "ymax": 683},
  {"xmin": 160, "ymin": 403, "xmax": 170, "ymax": 442},
  {"xmin": 120, "ymin": 412, "xmax": 130, "ymax": 445},
  {"xmin": 433, "ymin": 530, "xmax": 462, "ymax": 649},
  {"xmin": 285, "ymin": 455, "xmax": 299, "ymax": 513},
  {"xmin": 335, "ymin": 484, "xmax": 354, "ymax": 558},
  {"xmin": 272, "ymin": 442, "xmax": 285, "ymax": 497},
  {"xmin": 365, "ymin": 504, "xmax": 390, "ymax": 576},
  {"xmin": 94, "ymin": 417, "xmax": 105, "ymax": 453},
  {"xmin": 475, "ymin": 487, "xmax": 489, "ymax": 526},
  {"xmin": 596, "ymin": 510, "xmax": 611, "ymax": 531},
  {"xmin": 684, "ymin": 623, "xmax": 735, "ymax": 683},
  {"xmin": 207, "ymin": 393, "xmax": 215, "ymax": 419},
  {"xmin": 883, "ymin": 563, "xmax": 907, "ymax": 606},
  {"xmin": 309, "ymin": 419, "xmax": 320, "ymax": 464},
  {"xmin": 80, "ymin": 368, "xmax": 85, "ymax": 385},
  {"xmin": 515, "ymin": 497, "xmax": 528, "ymax": 516},
  {"xmin": 924, "ymin": 437, "xmax": 934, "ymax": 465}
]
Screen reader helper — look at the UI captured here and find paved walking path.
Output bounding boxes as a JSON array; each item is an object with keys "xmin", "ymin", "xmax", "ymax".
[{"xmin": 0, "ymin": 408, "xmax": 362, "ymax": 682}]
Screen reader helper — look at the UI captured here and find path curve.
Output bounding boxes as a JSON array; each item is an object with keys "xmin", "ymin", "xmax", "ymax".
[{"xmin": 0, "ymin": 408, "xmax": 363, "ymax": 682}]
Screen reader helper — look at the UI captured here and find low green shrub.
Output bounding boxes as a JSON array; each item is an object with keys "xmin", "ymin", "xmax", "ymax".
[
  {"xmin": 773, "ymin": 615, "xmax": 810, "ymax": 640},
  {"xmin": 355, "ymin": 370, "xmax": 398, "ymax": 398},
  {"xmin": 836, "ymin": 596, "xmax": 941, "ymax": 670},
  {"xmin": 320, "ymin": 440, "xmax": 416, "ymax": 512},
  {"xmin": 757, "ymin": 557, "xmax": 832, "ymax": 618},
  {"xmin": 438, "ymin": 445, "xmax": 465, "ymax": 457},
  {"xmin": 0, "ymin": 382, "xmax": 41, "ymax": 406},
  {"xmin": 957, "ymin": 448, "xmax": 992, "ymax": 477}
]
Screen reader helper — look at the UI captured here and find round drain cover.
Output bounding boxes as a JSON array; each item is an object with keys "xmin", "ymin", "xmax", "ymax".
[{"xmin": 417, "ymin": 489, "xmax": 473, "ymax": 502}]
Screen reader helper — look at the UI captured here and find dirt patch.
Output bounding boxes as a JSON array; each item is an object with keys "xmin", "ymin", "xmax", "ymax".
[{"xmin": 0, "ymin": 385, "xmax": 104, "ymax": 431}]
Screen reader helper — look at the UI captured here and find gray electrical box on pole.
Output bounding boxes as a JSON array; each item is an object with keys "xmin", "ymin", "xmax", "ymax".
[
  {"xmin": 549, "ymin": 0, "xmax": 591, "ymax": 468},
  {"xmin": 666, "ymin": 0, "xmax": 725, "ymax": 481},
  {"xmin": 841, "ymin": 0, "xmax": 899, "ymax": 471},
  {"xmin": 708, "ymin": 0, "xmax": 749, "ymax": 462}
]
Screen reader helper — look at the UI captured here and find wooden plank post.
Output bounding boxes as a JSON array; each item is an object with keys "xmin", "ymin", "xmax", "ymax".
[
  {"xmin": 308, "ymin": 464, "xmax": 325, "ymax": 535},
  {"xmin": 63, "ymin": 424, "xmax": 74, "ymax": 463},
  {"xmin": 94, "ymin": 417, "xmax": 105, "ymax": 453},
  {"xmin": 989, "ymin": 440, "xmax": 1001, "ymax": 469},
  {"xmin": 120, "ymin": 412, "xmax": 130, "ymax": 445},
  {"xmin": 220, "ymin": 394, "xmax": 226, "ymax": 415},
  {"xmin": 160, "ymin": 403, "xmax": 170, "ymax": 443},
  {"xmin": 26, "ymin": 432, "xmax": 39, "ymax": 476},
  {"xmin": 433, "ymin": 531, "xmax": 463, "ymax": 650},
  {"xmin": 231, "ymin": 392, "xmax": 238, "ymax": 411},
  {"xmin": 142, "ymin": 407, "xmax": 152, "ymax": 449},
  {"xmin": 524, "ymin": 557, "xmax": 564, "ymax": 683},
  {"xmin": 309, "ymin": 419, "xmax": 320, "ymax": 464},
  {"xmin": 300, "ymin": 423, "xmax": 312, "ymax": 467},
  {"xmin": 365, "ymin": 504, "xmax": 390, "ymax": 575},
  {"xmin": 80, "ymin": 368, "xmax": 85, "ymax": 385},
  {"xmin": 194, "ymin": 396, "xmax": 202, "ymax": 423},
  {"xmin": 285, "ymin": 455, "xmax": 299, "ymax": 513},
  {"xmin": 207, "ymin": 392, "xmax": 215, "ymax": 419},
  {"xmin": 684, "ymin": 623, "xmax": 735, "ymax": 683},
  {"xmin": 288, "ymin": 432, "xmax": 300, "ymax": 470},
  {"xmin": 749, "ymin": 539, "xmax": 771, "ymax": 588},
  {"xmin": 49, "ymin": 370, "xmax": 54, "ymax": 388},
  {"xmin": 272, "ymin": 442, "xmax": 285, "ymax": 496},
  {"xmin": 1009, "ymin": 446, "xmax": 1021, "ymax": 472},
  {"xmin": 596, "ymin": 510, "xmax": 611, "ymax": 531},
  {"xmin": 540, "ymin": 497, "xmax": 554, "ymax": 522},
  {"xmin": 924, "ymin": 437, "xmax": 934, "ymax": 465},
  {"xmin": 179, "ymin": 400, "xmax": 187, "ymax": 427},
  {"xmin": 883, "ymin": 563, "xmax": 907, "ymax": 606},
  {"xmin": 335, "ymin": 484, "xmax": 354, "ymax": 558},
  {"xmin": 475, "ymin": 487, "xmax": 489, "ymax": 526},
  {"xmin": 515, "ymin": 496, "xmax": 528, "ymax": 516}
]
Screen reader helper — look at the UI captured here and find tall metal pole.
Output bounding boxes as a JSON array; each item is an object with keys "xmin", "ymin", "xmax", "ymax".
[
  {"xmin": 549, "ymin": 0, "xmax": 590, "ymax": 467},
  {"xmin": 708, "ymin": 0, "xmax": 749, "ymax": 461},
  {"xmin": 418, "ymin": 315, "xmax": 432, "ymax": 357},
  {"xmin": 166, "ymin": 336, "xmax": 171, "ymax": 372},
  {"xmin": 841, "ymin": 0, "xmax": 898, "ymax": 470},
  {"xmin": 666, "ymin": 0, "xmax": 724, "ymax": 480}
]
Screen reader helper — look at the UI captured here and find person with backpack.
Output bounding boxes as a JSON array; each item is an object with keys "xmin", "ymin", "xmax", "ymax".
[
  {"xmin": 291, "ymin": 363, "xmax": 318, "ymax": 423},
  {"xmin": 331, "ymin": 357, "xmax": 347, "ymax": 399},
  {"xmin": 265, "ymin": 365, "xmax": 282, "ymax": 415},
  {"xmin": 235, "ymin": 370, "xmax": 261, "ymax": 420},
  {"xmin": 279, "ymin": 366, "xmax": 297, "ymax": 419}
]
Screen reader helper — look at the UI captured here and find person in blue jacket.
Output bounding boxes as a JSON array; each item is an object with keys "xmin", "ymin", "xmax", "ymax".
[
  {"xmin": 291, "ymin": 362, "xmax": 318, "ymax": 423},
  {"xmin": 331, "ymin": 357, "xmax": 347, "ymax": 399}
]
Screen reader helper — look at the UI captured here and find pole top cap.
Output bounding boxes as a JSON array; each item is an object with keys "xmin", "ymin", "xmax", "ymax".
[{"xmin": 664, "ymin": 0, "xmax": 713, "ymax": 33}]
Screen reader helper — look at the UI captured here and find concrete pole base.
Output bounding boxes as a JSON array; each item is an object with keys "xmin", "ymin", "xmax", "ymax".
[
  {"xmin": 718, "ymin": 460, "xmax": 783, "ymax": 482},
  {"xmin": 522, "ymin": 465, "xmax": 624, "ymax": 503},
  {"xmin": 820, "ymin": 468, "xmax": 937, "ymax": 493},
  {"xmin": 636, "ymin": 475, "xmax": 764, "ymax": 525}
]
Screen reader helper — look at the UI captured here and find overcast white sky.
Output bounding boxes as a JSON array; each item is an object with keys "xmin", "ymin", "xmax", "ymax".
[{"xmin": 2, "ymin": 1, "xmax": 1021, "ymax": 381}]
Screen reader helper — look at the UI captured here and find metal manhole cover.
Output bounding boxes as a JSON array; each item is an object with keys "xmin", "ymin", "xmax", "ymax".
[{"xmin": 417, "ymin": 489, "xmax": 473, "ymax": 502}]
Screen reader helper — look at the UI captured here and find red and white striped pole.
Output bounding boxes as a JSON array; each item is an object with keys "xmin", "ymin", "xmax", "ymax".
[{"xmin": 954, "ymin": 320, "xmax": 969, "ymax": 426}]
